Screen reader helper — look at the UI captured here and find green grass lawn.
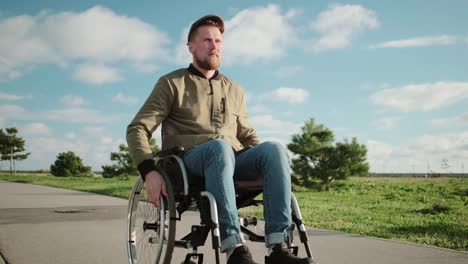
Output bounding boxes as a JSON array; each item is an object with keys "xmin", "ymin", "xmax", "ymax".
[
  {"xmin": 294, "ymin": 177, "xmax": 467, "ymax": 252},
  {"xmin": 1, "ymin": 174, "xmax": 466, "ymax": 251}
]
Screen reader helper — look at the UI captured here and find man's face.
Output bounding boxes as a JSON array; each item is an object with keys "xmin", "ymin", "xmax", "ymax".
[{"xmin": 188, "ymin": 25, "xmax": 223, "ymax": 71}]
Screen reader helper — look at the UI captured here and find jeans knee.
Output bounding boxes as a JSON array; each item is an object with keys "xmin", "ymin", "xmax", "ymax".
[
  {"xmin": 206, "ymin": 139, "xmax": 235, "ymax": 163},
  {"xmin": 259, "ymin": 141, "xmax": 289, "ymax": 160},
  {"xmin": 256, "ymin": 141, "xmax": 290, "ymax": 175},
  {"xmin": 210, "ymin": 139, "xmax": 234, "ymax": 155}
]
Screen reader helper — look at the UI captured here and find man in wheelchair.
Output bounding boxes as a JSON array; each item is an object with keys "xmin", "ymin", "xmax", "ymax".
[{"xmin": 127, "ymin": 14, "xmax": 314, "ymax": 264}]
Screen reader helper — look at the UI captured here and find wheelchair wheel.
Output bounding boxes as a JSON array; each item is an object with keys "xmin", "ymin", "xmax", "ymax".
[{"xmin": 126, "ymin": 171, "xmax": 176, "ymax": 264}]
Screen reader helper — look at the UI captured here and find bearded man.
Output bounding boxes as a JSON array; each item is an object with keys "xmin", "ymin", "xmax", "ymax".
[{"xmin": 127, "ymin": 14, "xmax": 313, "ymax": 264}]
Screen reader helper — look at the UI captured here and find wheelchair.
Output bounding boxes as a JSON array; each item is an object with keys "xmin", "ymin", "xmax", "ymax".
[{"xmin": 126, "ymin": 146, "xmax": 315, "ymax": 264}]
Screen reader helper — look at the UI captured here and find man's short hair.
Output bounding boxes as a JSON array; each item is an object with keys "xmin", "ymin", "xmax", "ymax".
[{"xmin": 187, "ymin": 14, "xmax": 224, "ymax": 44}]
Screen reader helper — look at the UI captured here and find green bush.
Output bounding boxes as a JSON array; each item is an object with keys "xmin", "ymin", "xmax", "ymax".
[
  {"xmin": 50, "ymin": 151, "xmax": 92, "ymax": 177},
  {"xmin": 102, "ymin": 164, "xmax": 126, "ymax": 178}
]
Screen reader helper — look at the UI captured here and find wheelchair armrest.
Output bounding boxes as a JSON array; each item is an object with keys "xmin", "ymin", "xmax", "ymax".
[{"xmin": 155, "ymin": 146, "xmax": 185, "ymax": 158}]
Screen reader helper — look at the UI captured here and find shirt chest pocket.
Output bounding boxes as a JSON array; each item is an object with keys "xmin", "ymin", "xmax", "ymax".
[{"xmin": 224, "ymin": 97, "xmax": 239, "ymax": 126}]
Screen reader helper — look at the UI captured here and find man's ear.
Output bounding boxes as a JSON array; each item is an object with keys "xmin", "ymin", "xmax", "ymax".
[{"xmin": 188, "ymin": 42, "xmax": 194, "ymax": 55}]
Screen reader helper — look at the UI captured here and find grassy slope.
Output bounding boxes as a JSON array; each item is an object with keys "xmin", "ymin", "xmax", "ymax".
[
  {"xmin": 1, "ymin": 174, "xmax": 466, "ymax": 251},
  {"xmin": 294, "ymin": 177, "xmax": 467, "ymax": 251}
]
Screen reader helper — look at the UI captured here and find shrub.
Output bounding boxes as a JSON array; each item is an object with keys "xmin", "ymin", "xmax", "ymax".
[{"xmin": 50, "ymin": 151, "xmax": 92, "ymax": 177}]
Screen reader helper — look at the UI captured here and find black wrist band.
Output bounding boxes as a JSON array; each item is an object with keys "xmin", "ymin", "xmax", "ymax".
[{"xmin": 137, "ymin": 159, "xmax": 157, "ymax": 181}]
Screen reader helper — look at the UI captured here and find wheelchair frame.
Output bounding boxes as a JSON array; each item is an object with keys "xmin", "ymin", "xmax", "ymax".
[{"xmin": 126, "ymin": 146, "xmax": 314, "ymax": 264}]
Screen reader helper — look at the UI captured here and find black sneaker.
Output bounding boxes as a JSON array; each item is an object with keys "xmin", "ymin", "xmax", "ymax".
[
  {"xmin": 227, "ymin": 245, "xmax": 259, "ymax": 264},
  {"xmin": 265, "ymin": 243, "xmax": 314, "ymax": 264}
]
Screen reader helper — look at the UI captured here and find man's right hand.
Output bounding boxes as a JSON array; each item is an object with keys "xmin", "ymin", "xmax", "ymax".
[{"xmin": 144, "ymin": 170, "xmax": 168, "ymax": 208}]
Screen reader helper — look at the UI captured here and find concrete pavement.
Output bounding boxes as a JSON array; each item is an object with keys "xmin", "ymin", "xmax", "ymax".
[{"xmin": 0, "ymin": 180, "xmax": 467, "ymax": 264}]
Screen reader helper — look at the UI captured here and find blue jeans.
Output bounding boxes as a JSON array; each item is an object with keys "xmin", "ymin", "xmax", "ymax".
[{"xmin": 182, "ymin": 139, "xmax": 292, "ymax": 251}]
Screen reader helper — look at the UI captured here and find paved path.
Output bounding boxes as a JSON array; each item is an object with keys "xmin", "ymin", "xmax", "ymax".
[{"xmin": 0, "ymin": 181, "xmax": 466, "ymax": 264}]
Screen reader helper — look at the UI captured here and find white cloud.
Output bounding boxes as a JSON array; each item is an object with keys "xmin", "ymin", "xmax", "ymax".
[
  {"xmin": 82, "ymin": 126, "xmax": 106, "ymax": 135},
  {"xmin": 367, "ymin": 132, "xmax": 468, "ymax": 173},
  {"xmin": 24, "ymin": 133, "xmax": 120, "ymax": 171},
  {"xmin": 44, "ymin": 6, "xmax": 170, "ymax": 62},
  {"xmin": 0, "ymin": 104, "xmax": 28, "ymax": 119},
  {"xmin": 20, "ymin": 122, "xmax": 51, "ymax": 135},
  {"xmin": 132, "ymin": 63, "xmax": 159, "ymax": 73},
  {"xmin": 0, "ymin": 103, "xmax": 121, "ymax": 124},
  {"xmin": 265, "ymin": 87, "xmax": 309, "ymax": 104},
  {"xmin": 0, "ymin": 5, "xmax": 170, "ymax": 80},
  {"xmin": 223, "ymin": 5, "xmax": 296, "ymax": 65},
  {"xmin": 366, "ymin": 140, "xmax": 394, "ymax": 169},
  {"xmin": 431, "ymin": 112, "xmax": 468, "ymax": 126},
  {"xmin": 373, "ymin": 116, "xmax": 401, "ymax": 129},
  {"xmin": 4, "ymin": 70, "xmax": 23, "ymax": 80},
  {"xmin": 310, "ymin": 4, "xmax": 379, "ymax": 52},
  {"xmin": 371, "ymin": 35, "xmax": 457, "ymax": 48},
  {"xmin": 0, "ymin": 92, "xmax": 25, "ymax": 100},
  {"xmin": 370, "ymin": 81, "xmax": 468, "ymax": 112},
  {"xmin": 73, "ymin": 63, "xmax": 123, "ymax": 85},
  {"xmin": 249, "ymin": 104, "xmax": 270, "ymax": 114},
  {"xmin": 152, "ymin": 126, "xmax": 162, "ymax": 148},
  {"xmin": 19, "ymin": 125, "xmax": 126, "ymax": 171},
  {"xmin": 66, "ymin": 132, "xmax": 77, "ymax": 139},
  {"xmin": 281, "ymin": 111, "xmax": 294, "ymax": 118},
  {"xmin": 0, "ymin": 14, "xmax": 60, "ymax": 80},
  {"xmin": 274, "ymin": 66, "xmax": 303, "ymax": 78},
  {"xmin": 174, "ymin": 26, "xmax": 192, "ymax": 66},
  {"xmin": 82, "ymin": 126, "xmax": 113, "ymax": 145},
  {"xmin": 41, "ymin": 107, "xmax": 120, "ymax": 123},
  {"xmin": 250, "ymin": 114, "xmax": 302, "ymax": 136},
  {"xmin": 112, "ymin": 92, "xmax": 138, "ymax": 105},
  {"xmin": 61, "ymin": 95, "xmax": 88, "ymax": 106},
  {"xmin": 245, "ymin": 91, "xmax": 254, "ymax": 104},
  {"xmin": 175, "ymin": 4, "xmax": 296, "ymax": 65}
]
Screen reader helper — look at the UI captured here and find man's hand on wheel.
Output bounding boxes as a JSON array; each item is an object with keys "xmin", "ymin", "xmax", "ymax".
[{"xmin": 145, "ymin": 170, "xmax": 168, "ymax": 208}]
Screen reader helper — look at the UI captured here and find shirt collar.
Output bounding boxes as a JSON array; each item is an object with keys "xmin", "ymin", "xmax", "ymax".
[{"xmin": 188, "ymin": 63, "xmax": 221, "ymax": 80}]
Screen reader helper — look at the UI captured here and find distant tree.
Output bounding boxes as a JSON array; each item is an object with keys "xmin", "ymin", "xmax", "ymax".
[
  {"xmin": 334, "ymin": 138, "xmax": 369, "ymax": 179},
  {"xmin": 441, "ymin": 158, "xmax": 450, "ymax": 174},
  {"xmin": 102, "ymin": 139, "xmax": 159, "ymax": 178},
  {"xmin": 288, "ymin": 118, "xmax": 369, "ymax": 191},
  {"xmin": 288, "ymin": 119, "xmax": 335, "ymax": 187},
  {"xmin": 0, "ymin": 127, "xmax": 31, "ymax": 174},
  {"xmin": 50, "ymin": 151, "xmax": 92, "ymax": 177}
]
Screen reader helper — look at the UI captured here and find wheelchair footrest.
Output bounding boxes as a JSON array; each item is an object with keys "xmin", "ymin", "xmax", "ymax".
[
  {"xmin": 190, "ymin": 225, "xmax": 210, "ymax": 247},
  {"xmin": 184, "ymin": 253, "xmax": 203, "ymax": 264}
]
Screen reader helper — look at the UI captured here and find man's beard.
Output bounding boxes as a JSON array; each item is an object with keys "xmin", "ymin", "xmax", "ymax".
[{"xmin": 195, "ymin": 55, "xmax": 220, "ymax": 71}]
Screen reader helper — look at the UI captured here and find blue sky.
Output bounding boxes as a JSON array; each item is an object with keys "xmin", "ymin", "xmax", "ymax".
[{"xmin": 1, "ymin": 0, "xmax": 467, "ymax": 173}]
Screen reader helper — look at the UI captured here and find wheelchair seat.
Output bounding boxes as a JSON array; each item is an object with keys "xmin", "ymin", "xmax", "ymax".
[
  {"xmin": 234, "ymin": 178, "xmax": 263, "ymax": 191},
  {"xmin": 126, "ymin": 146, "xmax": 315, "ymax": 264}
]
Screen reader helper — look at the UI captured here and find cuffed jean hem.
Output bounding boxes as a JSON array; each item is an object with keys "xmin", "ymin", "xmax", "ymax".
[
  {"xmin": 221, "ymin": 233, "xmax": 246, "ymax": 252},
  {"xmin": 265, "ymin": 231, "xmax": 290, "ymax": 247}
]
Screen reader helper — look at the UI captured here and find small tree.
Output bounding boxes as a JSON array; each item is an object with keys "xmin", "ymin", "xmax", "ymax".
[
  {"xmin": 288, "ymin": 118, "xmax": 369, "ymax": 191},
  {"xmin": 0, "ymin": 127, "xmax": 31, "ymax": 174},
  {"xmin": 102, "ymin": 139, "xmax": 159, "ymax": 178},
  {"xmin": 50, "ymin": 151, "xmax": 92, "ymax": 177}
]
